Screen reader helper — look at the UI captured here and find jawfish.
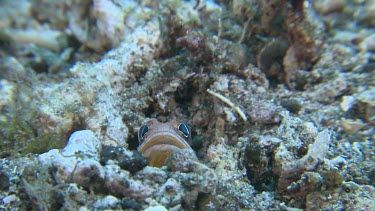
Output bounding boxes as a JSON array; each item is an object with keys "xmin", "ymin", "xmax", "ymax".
[{"xmin": 137, "ymin": 119, "xmax": 193, "ymax": 167}]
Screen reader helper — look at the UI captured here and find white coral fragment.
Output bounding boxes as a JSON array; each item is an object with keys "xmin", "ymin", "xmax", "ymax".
[
  {"xmin": 93, "ymin": 0, "xmax": 125, "ymax": 45},
  {"xmin": 308, "ymin": 129, "xmax": 331, "ymax": 161},
  {"xmin": 207, "ymin": 89, "xmax": 247, "ymax": 122},
  {"xmin": 61, "ymin": 130, "xmax": 101, "ymax": 159},
  {"xmin": 340, "ymin": 95, "xmax": 356, "ymax": 112}
]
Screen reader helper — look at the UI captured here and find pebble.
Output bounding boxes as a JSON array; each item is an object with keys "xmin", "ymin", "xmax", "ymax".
[
  {"xmin": 340, "ymin": 95, "xmax": 356, "ymax": 112},
  {"xmin": 2, "ymin": 195, "xmax": 18, "ymax": 204},
  {"xmin": 360, "ymin": 34, "xmax": 375, "ymax": 52},
  {"xmin": 38, "ymin": 149, "xmax": 59, "ymax": 167},
  {"xmin": 100, "ymin": 145, "xmax": 148, "ymax": 174},
  {"xmin": 314, "ymin": 0, "xmax": 345, "ymax": 14},
  {"xmin": 61, "ymin": 130, "xmax": 101, "ymax": 159},
  {"xmin": 144, "ymin": 205, "xmax": 168, "ymax": 211},
  {"xmin": 93, "ymin": 195, "xmax": 120, "ymax": 209}
]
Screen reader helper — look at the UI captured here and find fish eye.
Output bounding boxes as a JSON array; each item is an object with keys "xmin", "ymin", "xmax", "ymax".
[
  {"xmin": 178, "ymin": 123, "xmax": 190, "ymax": 139},
  {"xmin": 138, "ymin": 125, "xmax": 149, "ymax": 143}
]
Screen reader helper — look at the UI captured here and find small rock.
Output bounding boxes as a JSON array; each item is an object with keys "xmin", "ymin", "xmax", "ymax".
[
  {"xmin": 356, "ymin": 88, "xmax": 375, "ymax": 121},
  {"xmin": 121, "ymin": 198, "xmax": 142, "ymax": 210},
  {"xmin": 360, "ymin": 34, "xmax": 375, "ymax": 52},
  {"xmin": 355, "ymin": 0, "xmax": 375, "ymax": 27},
  {"xmin": 303, "ymin": 122, "xmax": 319, "ymax": 138},
  {"xmin": 61, "ymin": 130, "xmax": 101, "ymax": 159},
  {"xmin": 2, "ymin": 194, "xmax": 18, "ymax": 205},
  {"xmin": 280, "ymin": 98, "xmax": 303, "ymax": 113},
  {"xmin": 100, "ymin": 145, "xmax": 148, "ymax": 174},
  {"xmin": 312, "ymin": 76, "xmax": 348, "ymax": 103},
  {"xmin": 100, "ymin": 145, "xmax": 124, "ymax": 163},
  {"xmin": 259, "ymin": 136, "xmax": 283, "ymax": 146},
  {"xmin": 249, "ymin": 102, "xmax": 281, "ymax": 124},
  {"xmin": 166, "ymin": 149, "xmax": 198, "ymax": 172},
  {"xmin": 93, "ymin": 195, "xmax": 121, "ymax": 209},
  {"xmin": 314, "ymin": 0, "xmax": 345, "ymax": 14},
  {"xmin": 104, "ymin": 164, "xmax": 151, "ymax": 199},
  {"xmin": 52, "ymin": 155, "xmax": 78, "ymax": 183},
  {"xmin": 137, "ymin": 166, "xmax": 168, "ymax": 184},
  {"xmin": 144, "ymin": 205, "xmax": 168, "ymax": 211},
  {"xmin": 308, "ymin": 129, "xmax": 331, "ymax": 160},
  {"xmin": 38, "ymin": 149, "xmax": 60, "ymax": 167},
  {"xmin": 192, "ymin": 162, "xmax": 218, "ymax": 193},
  {"xmin": 223, "ymin": 107, "xmax": 237, "ymax": 122},
  {"xmin": 333, "ymin": 31, "xmax": 362, "ymax": 44},
  {"xmin": 340, "ymin": 96, "xmax": 356, "ymax": 112},
  {"xmin": 341, "ymin": 118, "xmax": 366, "ymax": 134},
  {"xmin": 72, "ymin": 159, "xmax": 105, "ymax": 188},
  {"xmin": 0, "ymin": 171, "xmax": 10, "ymax": 191}
]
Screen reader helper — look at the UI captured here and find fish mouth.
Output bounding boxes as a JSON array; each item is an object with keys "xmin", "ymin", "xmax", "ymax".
[
  {"xmin": 142, "ymin": 144, "xmax": 183, "ymax": 167},
  {"xmin": 138, "ymin": 131, "xmax": 191, "ymax": 154}
]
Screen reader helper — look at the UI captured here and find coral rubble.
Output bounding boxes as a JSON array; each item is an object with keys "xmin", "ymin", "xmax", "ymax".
[{"xmin": 1, "ymin": 0, "xmax": 374, "ymax": 210}]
